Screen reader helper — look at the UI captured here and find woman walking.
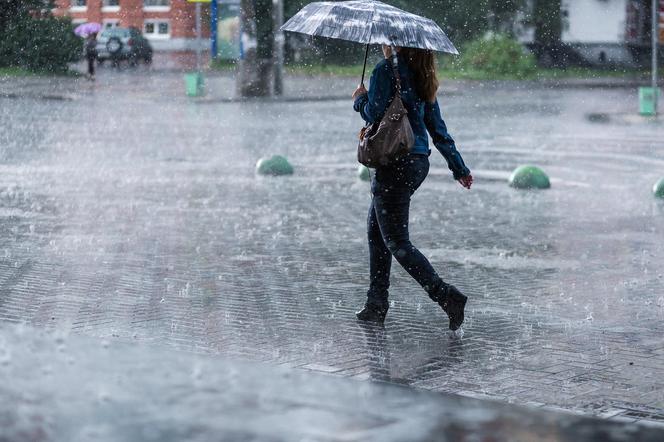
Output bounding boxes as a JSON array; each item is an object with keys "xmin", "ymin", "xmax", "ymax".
[
  {"xmin": 85, "ymin": 32, "xmax": 98, "ymax": 81},
  {"xmin": 352, "ymin": 45, "xmax": 473, "ymax": 331}
]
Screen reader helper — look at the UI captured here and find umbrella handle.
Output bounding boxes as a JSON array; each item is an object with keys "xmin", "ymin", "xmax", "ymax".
[{"xmin": 360, "ymin": 43, "xmax": 370, "ymax": 86}]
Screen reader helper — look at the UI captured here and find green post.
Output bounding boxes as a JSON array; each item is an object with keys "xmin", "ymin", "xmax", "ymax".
[
  {"xmin": 184, "ymin": 0, "xmax": 205, "ymax": 97},
  {"xmin": 639, "ymin": 87, "xmax": 661, "ymax": 116},
  {"xmin": 185, "ymin": 72, "xmax": 204, "ymax": 97}
]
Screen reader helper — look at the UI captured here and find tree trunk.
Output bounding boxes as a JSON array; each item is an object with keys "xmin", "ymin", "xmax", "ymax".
[
  {"xmin": 237, "ymin": 0, "xmax": 275, "ymax": 97},
  {"xmin": 531, "ymin": 0, "xmax": 562, "ymax": 67},
  {"xmin": 533, "ymin": 0, "xmax": 562, "ymax": 46}
]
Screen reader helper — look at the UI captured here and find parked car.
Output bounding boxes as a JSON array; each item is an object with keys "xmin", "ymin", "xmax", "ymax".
[{"xmin": 96, "ymin": 27, "xmax": 153, "ymax": 66}]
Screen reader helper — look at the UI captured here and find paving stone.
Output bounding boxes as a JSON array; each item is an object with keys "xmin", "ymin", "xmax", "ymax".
[{"xmin": 0, "ymin": 72, "xmax": 663, "ymax": 429}]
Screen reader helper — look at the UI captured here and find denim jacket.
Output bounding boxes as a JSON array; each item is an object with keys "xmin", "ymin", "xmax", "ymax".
[{"xmin": 353, "ymin": 56, "xmax": 470, "ymax": 180}]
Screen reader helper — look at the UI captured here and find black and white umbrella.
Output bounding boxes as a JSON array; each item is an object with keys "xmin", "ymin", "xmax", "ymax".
[{"xmin": 280, "ymin": 0, "xmax": 459, "ymax": 84}]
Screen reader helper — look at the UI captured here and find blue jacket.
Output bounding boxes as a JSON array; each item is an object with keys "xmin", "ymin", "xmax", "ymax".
[{"xmin": 353, "ymin": 57, "xmax": 470, "ymax": 180}]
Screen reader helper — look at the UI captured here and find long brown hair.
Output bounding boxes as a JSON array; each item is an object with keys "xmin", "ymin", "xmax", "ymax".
[{"xmin": 400, "ymin": 47, "xmax": 439, "ymax": 103}]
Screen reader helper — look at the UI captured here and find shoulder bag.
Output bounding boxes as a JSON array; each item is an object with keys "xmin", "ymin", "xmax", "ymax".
[{"xmin": 357, "ymin": 58, "xmax": 415, "ymax": 168}]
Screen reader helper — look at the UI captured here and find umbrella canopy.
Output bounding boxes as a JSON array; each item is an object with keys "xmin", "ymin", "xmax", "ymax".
[
  {"xmin": 74, "ymin": 22, "xmax": 102, "ymax": 38},
  {"xmin": 280, "ymin": 0, "xmax": 458, "ymax": 54}
]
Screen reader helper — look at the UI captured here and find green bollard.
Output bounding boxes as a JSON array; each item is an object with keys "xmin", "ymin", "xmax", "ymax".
[
  {"xmin": 638, "ymin": 87, "xmax": 660, "ymax": 116},
  {"xmin": 256, "ymin": 155, "xmax": 294, "ymax": 176},
  {"xmin": 654, "ymin": 178, "xmax": 664, "ymax": 199},
  {"xmin": 358, "ymin": 165, "xmax": 371, "ymax": 182},
  {"xmin": 185, "ymin": 72, "xmax": 204, "ymax": 97},
  {"xmin": 509, "ymin": 165, "xmax": 551, "ymax": 190}
]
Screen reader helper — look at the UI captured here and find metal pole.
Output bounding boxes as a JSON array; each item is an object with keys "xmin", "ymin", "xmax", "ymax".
[
  {"xmin": 274, "ymin": 0, "xmax": 284, "ymax": 95},
  {"xmin": 211, "ymin": 0, "xmax": 218, "ymax": 60},
  {"xmin": 653, "ymin": 0, "xmax": 659, "ymax": 115},
  {"xmin": 196, "ymin": 2, "xmax": 202, "ymax": 73}
]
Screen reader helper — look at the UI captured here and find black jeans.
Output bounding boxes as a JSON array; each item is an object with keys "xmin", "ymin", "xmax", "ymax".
[
  {"xmin": 367, "ymin": 154, "xmax": 443, "ymax": 308},
  {"xmin": 87, "ymin": 56, "xmax": 95, "ymax": 77}
]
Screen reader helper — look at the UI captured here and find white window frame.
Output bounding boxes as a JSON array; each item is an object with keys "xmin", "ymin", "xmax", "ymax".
[
  {"xmin": 143, "ymin": 0, "xmax": 170, "ymax": 12},
  {"xmin": 143, "ymin": 19, "xmax": 171, "ymax": 39},
  {"xmin": 101, "ymin": 0, "xmax": 120, "ymax": 13},
  {"xmin": 70, "ymin": 0, "xmax": 87, "ymax": 12},
  {"xmin": 72, "ymin": 18, "xmax": 87, "ymax": 26}
]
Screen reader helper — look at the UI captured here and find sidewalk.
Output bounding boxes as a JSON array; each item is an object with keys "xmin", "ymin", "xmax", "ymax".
[
  {"xmin": 1, "ymin": 324, "xmax": 663, "ymax": 442},
  {"xmin": 1, "ymin": 68, "xmax": 657, "ymax": 107}
]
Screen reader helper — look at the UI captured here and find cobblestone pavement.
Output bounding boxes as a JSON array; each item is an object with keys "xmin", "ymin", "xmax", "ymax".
[
  {"xmin": 2, "ymin": 324, "xmax": 664, "ymax": 442},
  {"xmin": 1, "ymin": 69, "xmax": 664, "ymax": 429}
]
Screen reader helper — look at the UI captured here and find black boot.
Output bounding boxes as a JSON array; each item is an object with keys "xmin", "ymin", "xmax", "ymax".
[
  {"xmin": 430, "ymin": 283, "xmax": 467, "ymax": 331},
  {"xmin": 356, "ymin": 302, "xmax": 388, "ymax": 323},
  {"xmin": 356, "ymin": 287, "xmax": 389, "ymax": 323}
]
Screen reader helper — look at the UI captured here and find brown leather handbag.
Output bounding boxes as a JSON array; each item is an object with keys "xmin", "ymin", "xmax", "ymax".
[{"xmin": 357, "ymin": 58, "xmax": 415, "ymax": 168}]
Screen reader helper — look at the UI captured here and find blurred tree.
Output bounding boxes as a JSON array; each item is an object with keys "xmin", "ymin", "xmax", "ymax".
[
  {"xmin": 282, "ymin": 0, "xmax": 528, "ymax": 65},
  {"xmin": 237, "ymin": 0, "xmax": 282, "ymax": 96},
  {"xmin": 0, "ymin": 0, "xmax": 52, "ymax": 32},
  {"xmin": 530, "ymin": 0, "xmax": 563, "ymax": 67},
  {"xmin": 233, "ymin": 0, "xmax": 283, "ymax": 94},
  {"xmin": 0, "ymin": 0, "xmax": 81, "ymax": 73},
  {"xmin": 487, "ymin": 0, "xmax": 525, "ymax": 33},
  {"xmin": 532, "ymin": 0, "xmax": 562, "ymax": 45}
]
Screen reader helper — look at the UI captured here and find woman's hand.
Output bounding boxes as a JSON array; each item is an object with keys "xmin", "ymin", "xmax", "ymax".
[
  {"xmin": 352, "ymin": 84, "xmax": 368, "ymax": 100},
  {"xmin": 458, "ymin": 174, "xmax": 473, "ymax": 189}
]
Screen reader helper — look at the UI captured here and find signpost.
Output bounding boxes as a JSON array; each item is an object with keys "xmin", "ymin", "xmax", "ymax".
[
  {"xmin": 652, "ymin": 0, "xmax": 659, "ymax": 115},
  {"xmin": 639, "ymin": 0, "xmax": 661, "ymax": 115},
  {"xmin": 274, "ymin": 0, "xmax": 284, "ymax": 95}
]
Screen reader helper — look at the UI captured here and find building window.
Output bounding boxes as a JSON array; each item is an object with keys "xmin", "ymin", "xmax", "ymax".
[
  {"xmin": 144, "ymin": 0, "xmax": 170, "ymax": 10},
  {"xmin": 144, "ymin": 20, "xmax": 170, "ymax": 38},
  {"xmin": 71, "ymin": 0, "xmax": 87, "ymax": 9},
  {"xmin": 102, "ymin": 0, "xmax": 120, "ymax": 11}
]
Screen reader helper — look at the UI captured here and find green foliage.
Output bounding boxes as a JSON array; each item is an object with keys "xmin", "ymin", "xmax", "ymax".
[
  {"xmin": 388, "ymin": 0, "xmax": 499, "ymax": 43},
  {"xmin": 457, "ymin": 34, "xmax": 537, "ymax": 78},
  {"xmin": 0, "ymin": 0, "xmax": 81, "ymax": 73},
  {"xmin": 282, "ymin": 0, "xmax": 532, "ymax": 66},
  {"xmin": 285, "ymin": 0, "xmax": 526, "ymax": 44},
  {"xmin": 0, "ymin": 0, "xmax": 52, "ymax": 28},
  {"xmin": 254, "ymin": 0, "xmax": 274, "ymax": 59}
]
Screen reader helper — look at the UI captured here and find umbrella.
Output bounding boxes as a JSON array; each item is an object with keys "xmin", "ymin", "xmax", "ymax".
[
  {"xmin": 74, "ymin": 22, "xmax": 102, "ymax": 38},
  {"xmin": 280, "ymin": 0, "xmax": 458, "ymax": 85}
]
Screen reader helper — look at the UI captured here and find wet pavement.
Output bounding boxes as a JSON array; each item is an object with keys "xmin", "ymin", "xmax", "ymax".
[
  {"xmin": 2, "ymin": 323, "xmax": 664, "ymax": 442},
  {"xmin": 1, "ymin": 66, "xmax": 664, "ymax": 435}
]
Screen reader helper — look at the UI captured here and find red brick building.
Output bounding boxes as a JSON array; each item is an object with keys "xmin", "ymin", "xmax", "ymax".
[{"xmin": 53, "ymin": 0, "xmax": 210, "ymax": 51}]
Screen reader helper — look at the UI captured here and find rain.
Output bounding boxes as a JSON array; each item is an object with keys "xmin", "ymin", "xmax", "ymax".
[{"xmin": 0, "ymin": 0, "xmax": 663, "ymax": 441}]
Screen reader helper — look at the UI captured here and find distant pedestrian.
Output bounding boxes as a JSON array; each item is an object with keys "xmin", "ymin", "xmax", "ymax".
[
  {"xmin": 85, "ymin": 32, "xmax": 98, "ymax": 81},
  {"xmin": 352, "ymin": 45, "xmax": 473, "ymax": 331}
]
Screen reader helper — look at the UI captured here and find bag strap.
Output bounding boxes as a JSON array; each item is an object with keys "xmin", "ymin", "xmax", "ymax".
[{"xmin": 389, "ymin": 49, "xmax": 402, "ymax": 96}]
